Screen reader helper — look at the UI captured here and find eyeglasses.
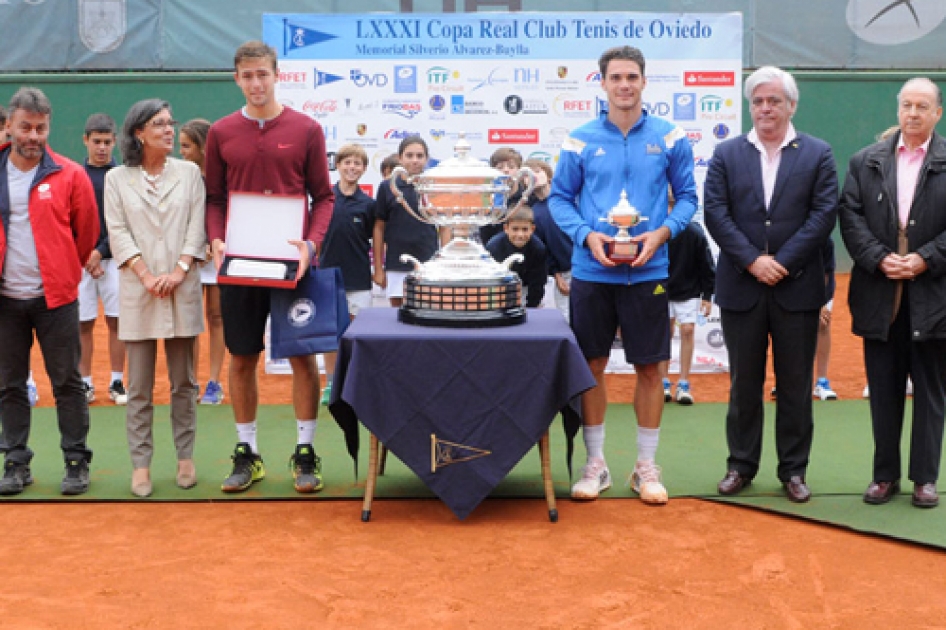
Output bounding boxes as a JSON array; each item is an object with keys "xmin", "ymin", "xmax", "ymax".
[{"xmin": 147, "ymin": 118, "xmax": 178, "ymax": 129}]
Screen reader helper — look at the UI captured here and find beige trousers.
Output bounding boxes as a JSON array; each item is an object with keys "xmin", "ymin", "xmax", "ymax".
[{"xmin": 125, "ymin": 337, "xmax": 198, "ymax": 468}]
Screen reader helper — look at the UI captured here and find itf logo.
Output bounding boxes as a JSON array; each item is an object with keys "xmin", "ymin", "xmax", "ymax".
[
  {"xmin": 451, "ymin": 95, "xmax": 465, "ymax": 114},
  {"xmin": 674, "ymin": 93, "xmax": 696, "ymax": 121},
  {"xmin": 394, "ymin": 65, "xmax": 417, "ymax": 93}
]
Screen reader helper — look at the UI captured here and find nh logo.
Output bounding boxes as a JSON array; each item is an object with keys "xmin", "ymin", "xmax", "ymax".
[{"xmin": 514, "ymin": 68, "xmax": 539, "ymax": 83}]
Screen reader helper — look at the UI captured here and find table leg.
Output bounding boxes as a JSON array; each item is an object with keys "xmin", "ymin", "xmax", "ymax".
[
  {"xmin": 379, "ymin": 445, "xmax": 389, "ymax": 476},
  {"xmin": 362, "ymin": 433, "xmax": 380, "ymax": 522},
  {"xmin": 539, "ymin": 431, "xmax": 558, "ymax": 523}
]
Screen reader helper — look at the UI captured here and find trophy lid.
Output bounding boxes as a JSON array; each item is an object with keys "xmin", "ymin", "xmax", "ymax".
[
  {"xmin": 611, "ymin": 190, "xmax": 639, "ymax": 217},
  {"xmin": 419, "ymin": 133, "xmax": 505, "ymax": 181}
]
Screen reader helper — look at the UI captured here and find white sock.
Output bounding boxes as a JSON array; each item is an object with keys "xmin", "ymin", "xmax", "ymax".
[
  {"xmin": 582, "ymin": 424, "xmax": 605, "ymax": 461},
  {"xmin": 82, "ymin": 376, "xmax": 93, "ymax": 387},
  {"xmin": 637, "ymin": 426, "xmax": 660, "ymax": 463},
  {"xmin": 297, "ymin": 419, "xmax": 317, "ymax": 446},
  {"xmin": 111, "ymin": 372, "xmax": 124, "ymax": 383},
  {"xmin": 236, "ymin": 421, "xmax": 259, "ymax": 453}
]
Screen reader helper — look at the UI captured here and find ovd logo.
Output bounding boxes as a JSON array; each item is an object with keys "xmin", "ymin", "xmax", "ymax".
[
  {"xmin": 79, "ymin": 0, "xmax": 126, "ymax": 54},
  {"xmin": 288, "ymin": 299, "xmax": 316, "ymax": 328}
]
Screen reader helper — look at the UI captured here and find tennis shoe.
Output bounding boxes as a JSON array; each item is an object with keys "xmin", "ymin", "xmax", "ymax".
[
  {"xmin": 813, "ymin": 378, "xmax": 838, "ymax": 401},
  {"xmin": 61, "ymin": 458, "xmax": 90, "ymax": 495},
  {"xmin": 289, "ymin": 444, "xmax": 324, "ymax": 493},
  {"xmin": 662, "ymin": 378, "xmax": 672, "ymax": 402},
  {"xmin": 200, "ymin": 380, "xmax": 224, "ymax": 405},
  {"xmin": 675, "ymin": 380, "xmax": 694, "ymax": 405},
  {"xmin": 109, "ymin": 380, "xmax": 128, "ymax": 405},
  {"xmin": 221, "ymin": 443, "xmax": 265, "ymax": 492},
  {"xmin": 571, "ymin": 457, "xmax": 611, "ymax": 500},
  {"xmin": 630, "ymin": 459, "xmax": 668, "ymax": 505},
  {"xmin": 0, "ymin": 461, "xmax": 33, "ymax": 496}
]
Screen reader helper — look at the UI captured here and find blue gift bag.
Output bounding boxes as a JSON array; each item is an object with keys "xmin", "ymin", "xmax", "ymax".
[{"xmin": 269, "ymin": 266, "xmax": 350, "ymax": 358}]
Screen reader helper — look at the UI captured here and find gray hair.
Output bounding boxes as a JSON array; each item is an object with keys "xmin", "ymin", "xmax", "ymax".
[
  {"xmin": 898, "ymin": 78, "xmax": 943, "ymax": 107},
  {"xmin": 744, "ymin": 66, "xmax": 799, "ymax": 104},
  {"xmin": 119, "ymin": 98, "xmax": 169, "ymax": 167},
  {"xmin": 8, "ymin": 87, "xmax": 52, "ymax": 117}
]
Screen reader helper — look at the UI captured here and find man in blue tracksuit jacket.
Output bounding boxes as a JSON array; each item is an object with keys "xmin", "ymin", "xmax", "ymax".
[{"xmin": 549, "ymin": 45, "xmax": 697, "ymax": 505}]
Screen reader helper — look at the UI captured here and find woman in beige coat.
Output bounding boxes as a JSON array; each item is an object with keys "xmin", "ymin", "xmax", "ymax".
[{"xmin": 105, "ymin": 99, "xmax": 206, "ymax": 497}]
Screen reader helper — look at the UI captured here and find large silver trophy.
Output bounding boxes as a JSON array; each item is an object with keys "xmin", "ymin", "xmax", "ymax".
[{"xmin": 389, "ymin": 134, "xmax": 535, "ymax": 327}]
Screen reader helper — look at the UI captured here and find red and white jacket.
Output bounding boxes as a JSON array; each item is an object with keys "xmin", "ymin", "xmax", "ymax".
[{"xmin": 0, "ymin": 143, "xmax": 99, "ymax": 309}]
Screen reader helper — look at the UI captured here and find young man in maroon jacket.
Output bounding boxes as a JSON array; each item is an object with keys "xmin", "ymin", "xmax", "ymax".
[{"xmin": 205, "ymin": 41, "xmax": 334, "ymax": 494}]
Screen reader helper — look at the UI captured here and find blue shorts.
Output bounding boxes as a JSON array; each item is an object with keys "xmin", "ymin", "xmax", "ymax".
[{"xmin": 570, "ymin": 278, "xmax": 670, "ymax": 366}]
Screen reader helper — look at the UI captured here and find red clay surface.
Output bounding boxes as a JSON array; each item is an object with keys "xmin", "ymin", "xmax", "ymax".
[{"xmin": 14, "ymin": 274, "xmax": 946, "ymax": 629}]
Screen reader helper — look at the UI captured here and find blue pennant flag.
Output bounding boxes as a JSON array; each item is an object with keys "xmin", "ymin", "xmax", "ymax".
[{"xmin": 283, "ymin": 20, "xmax": 336, "ymax": 55}]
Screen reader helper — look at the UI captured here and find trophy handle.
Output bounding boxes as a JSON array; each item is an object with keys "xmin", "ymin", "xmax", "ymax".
[
  {"xmin": 389, "ymin": 166, "xmax": 430, "ymax": 225},
  {"xmin": 500, "ymin": 253, "xmax": 525, "ymax": 271},
  {"xmin": 508, "ymin": 166, "xmax": 537, "ymax": 213},
  {"xmin": 399, "ymin": 254, "xmax": 423, "ymax": 271},
  {"xmin": 494, "ymin": 166, "xmax": 537, "ymax": 225}
]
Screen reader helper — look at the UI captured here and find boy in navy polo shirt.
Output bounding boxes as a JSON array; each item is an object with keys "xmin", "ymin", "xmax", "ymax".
[
  {"xmin": 486, "ymin": 206, "xmax": 547, "ymax": 308},
  {"xmin": 318, "ymin": 143, "xmax": 375, "ymax": 404}
]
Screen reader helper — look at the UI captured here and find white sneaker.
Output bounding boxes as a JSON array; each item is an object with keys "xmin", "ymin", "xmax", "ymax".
[
  {"xmin": 675, "ymin": 381, "xmax": 694, "ymax": 405},
  {"xmin": 662, "ymin": 379, "xmax": 672, "ymax": 403},
  {"xmin": 863, "ymin": 385, "xmax": 870, "ymax": 399},
  {"xmin": 813, "ymin": 379, "xmax": 838, "ymax": 401},
  {"xmin": 571, "ymin": 457, "xmax": 611, "ymax": 500},
  {"xmin": 906, "ymin": 378, "xmax": 914, "ymax": 396},
  {"xmin": 629, "ymin": 459, "xmax": 668, "ymax": 505}
]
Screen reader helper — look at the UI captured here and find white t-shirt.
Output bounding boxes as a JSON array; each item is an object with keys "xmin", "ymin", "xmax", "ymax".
[{"xmin": 1, "ymin": 160, "xmax": 44, "ymax": 299}]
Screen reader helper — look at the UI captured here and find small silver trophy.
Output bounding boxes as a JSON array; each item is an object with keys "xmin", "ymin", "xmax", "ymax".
[
  {"xmin": 600, "ymin": 189, "xmax": 647, "ymax": 264},
  {"xmin": 389, "ymin": 134, "xmax": 535, "ymax": 327}
]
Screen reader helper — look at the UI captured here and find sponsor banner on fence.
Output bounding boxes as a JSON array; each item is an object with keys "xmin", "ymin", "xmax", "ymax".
[{"xmin": 263, "ymin": 12, "xmax": 742, "ymax": 374}]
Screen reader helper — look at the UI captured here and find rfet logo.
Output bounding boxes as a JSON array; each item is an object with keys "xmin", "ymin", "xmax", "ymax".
[
  {"xmin": 488, "ymin": 129, "xmax": 539, "ymax": 144},
  {"xmin": 278, "ymin": 71, "xmax": 307, "ymax": 86},
  {"xmin": 553, "ymin": 94, "xmax": 594, "ymax": 117},
  {"xmin": 585, "ymin": 71, "xmax": 602, "ymax": 84},
  {"xmin": 685, "ymin": 71, "xmax": 736, "ymax": 87},
  {"xmin": 686, "ymin": 129, "xmax": 702, "ymax": 146}
]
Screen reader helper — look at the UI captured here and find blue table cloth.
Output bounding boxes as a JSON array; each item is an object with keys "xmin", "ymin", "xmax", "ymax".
[{"xmin": 329, "ymin": 308, "xmax": 595, "ymax": 519}]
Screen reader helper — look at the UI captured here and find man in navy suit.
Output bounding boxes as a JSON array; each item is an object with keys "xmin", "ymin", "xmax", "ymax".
[{"xmin": 704, "ymin": 66, "xmax": 838, "ymax": 503}]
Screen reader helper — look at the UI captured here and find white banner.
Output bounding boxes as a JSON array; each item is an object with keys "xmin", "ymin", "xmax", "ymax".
[{"xmin": 262, "ymin": 12, "xmax": 742, "ymax": 375}]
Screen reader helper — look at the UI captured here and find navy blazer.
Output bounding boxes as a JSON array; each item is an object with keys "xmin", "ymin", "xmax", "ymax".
[{"xmin": 704, "ymin": 132, "xmax": 838, "ymax": 312}]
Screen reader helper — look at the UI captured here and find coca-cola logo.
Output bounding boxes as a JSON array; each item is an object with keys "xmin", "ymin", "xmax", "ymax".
[{"xmin": 303, "ymin": 100, "xmax": 338, "ymax": 118}]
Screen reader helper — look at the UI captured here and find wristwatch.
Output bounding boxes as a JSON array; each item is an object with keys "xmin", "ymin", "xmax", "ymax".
[{"xmin": 177, "ymin": 260, "xmax": 190, "ymax": 273}]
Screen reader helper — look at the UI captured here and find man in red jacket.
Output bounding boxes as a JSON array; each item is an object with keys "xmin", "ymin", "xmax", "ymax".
[{"xmin": 0, "ymin": 87, "xmax": 99, "ymax": 496}]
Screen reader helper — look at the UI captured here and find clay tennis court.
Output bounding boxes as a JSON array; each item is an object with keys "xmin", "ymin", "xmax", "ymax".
[{"xmin": 12, "ymin": 275, "xmax": 946, "ymax": 628}]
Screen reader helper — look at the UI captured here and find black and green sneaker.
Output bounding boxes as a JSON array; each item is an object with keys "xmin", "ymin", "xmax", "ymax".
[
  {"xmin": 221, "ymin": 442, "xmax": 265, "ymax": 493},
  {"xmin": 289, "ymin": 444, "xmax": 323, "ymax": 494}
]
